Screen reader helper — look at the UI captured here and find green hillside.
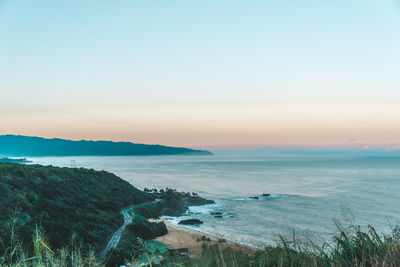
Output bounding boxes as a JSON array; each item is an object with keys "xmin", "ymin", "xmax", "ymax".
[{"xmin": 0, "ymin": 163, "xmax": 154, "ymax": 253}]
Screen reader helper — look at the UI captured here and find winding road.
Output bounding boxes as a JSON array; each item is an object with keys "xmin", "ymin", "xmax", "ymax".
[{"xmin": 98, "ymin": 199, "xmax": 161, "ymax": 259}]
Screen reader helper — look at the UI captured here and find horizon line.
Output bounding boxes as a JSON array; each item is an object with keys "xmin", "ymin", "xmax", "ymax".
[
  {"xmin": 187, "ymin": 143, "xmax": 400, "ymax": 150},
  {"xmin": 2, "ymin": 133, "xmax": 399, "ymax": 151}
]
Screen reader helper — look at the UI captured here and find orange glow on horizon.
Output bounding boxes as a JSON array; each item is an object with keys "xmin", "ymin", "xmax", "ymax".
[{"xmin": 1, "ymin": 102, "xmax": 399, "ymax": 149}]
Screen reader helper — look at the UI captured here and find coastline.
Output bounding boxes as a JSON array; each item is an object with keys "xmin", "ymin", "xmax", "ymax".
[{"xmin": 153, "ymin": 219, "xmax": 256, "ymax": 256}]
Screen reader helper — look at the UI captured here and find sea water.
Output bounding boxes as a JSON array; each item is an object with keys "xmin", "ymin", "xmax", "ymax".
[{"xmin": 27, "ymin": 149, "xmax": 400, "ymax": 247}]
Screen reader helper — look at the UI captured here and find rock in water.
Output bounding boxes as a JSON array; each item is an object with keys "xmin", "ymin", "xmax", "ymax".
[
  {"xmin": 262, "ymin": 193, "xmax": 271, "ymax": 197},
  {"xmin": 178, "ymin": 219, "xmax": 203, "ymax": 225}
]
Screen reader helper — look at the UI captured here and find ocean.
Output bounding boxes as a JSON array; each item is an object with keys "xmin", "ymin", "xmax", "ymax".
[{"xmin": 27, "ymin": 149, "xmax": 400, "ymax": 247}]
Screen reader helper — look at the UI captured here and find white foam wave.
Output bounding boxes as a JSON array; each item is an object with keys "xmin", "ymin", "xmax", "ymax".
[
  {"xmin": 233, "ymin": 194, "xmax": 288, "ymax": 201},
  {"xmin": 164, "ymin": 217, "xmax": 259, "ymax": 249},
  {"xmin": 186, "ymin": 199, "xmax": 222, "ymax": 215}
]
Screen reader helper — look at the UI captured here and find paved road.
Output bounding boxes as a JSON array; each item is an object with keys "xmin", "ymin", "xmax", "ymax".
[{"xmin": 98, "ymin": 199, "xmax": 161, "ymax": 259}]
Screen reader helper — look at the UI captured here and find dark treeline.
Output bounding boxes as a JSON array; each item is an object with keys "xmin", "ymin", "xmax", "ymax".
[
  {"xmin": 135, "ymin": 188, "xmax": 214, "ymax": 218},
  {"xmin": 0, "ymin": 163, "xmax": 154, "ymax": 254},
  {"xmin": 0, "ymin": 135, "xmax": 212, "ymax": 156},
  {"xmin": 0, "ymin": 163, "xmax": 215, "ymax": 266}
]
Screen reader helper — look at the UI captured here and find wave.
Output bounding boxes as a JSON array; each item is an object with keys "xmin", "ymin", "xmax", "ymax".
[
  {"xmin": 164, "ymin": 217, "xmax": 259, "ymax": 249},
  {"xmin": 232, "ymin": 194, "xmax": 289, "ymax": 201},
  {"xmin": 163, "ymin": 200, "xmax": 222, "ymax": 224},
  {"xmin": 186, "ymin": 199, "xmax": 222, "ymax": 215}
]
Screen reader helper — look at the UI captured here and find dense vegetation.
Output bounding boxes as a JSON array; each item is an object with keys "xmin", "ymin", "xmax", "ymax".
[
  {"xmin": 134, "ymin": 188, "xmax": 214, "ymax": 218},
  {"xmin": 105, "ymin": 215, "xmax": 168, "ymax": 266},
  {"xmin": 0, "ymin": 135, "xmax": 212, "ymax": 156},
  {"xmin": 2, "ymin": 222, "xmax": 400, "ymax": 266},
  {"xmin": 0, "ymin": 163, "xmax": 216, "ymax": 266},
  {"xmin": 0, "ymin": 163, "xmax": 155, "ymax": 255}
]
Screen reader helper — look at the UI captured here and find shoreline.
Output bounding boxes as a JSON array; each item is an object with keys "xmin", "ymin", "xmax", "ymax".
[{"xmin": 153, "ymin": 219, "xmax": 256, "ymax": 256}]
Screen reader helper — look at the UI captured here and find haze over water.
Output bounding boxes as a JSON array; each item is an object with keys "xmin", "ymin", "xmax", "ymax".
[{"xmin": 28, "ymin": 150, "xmax": 400, "ymax": 246}]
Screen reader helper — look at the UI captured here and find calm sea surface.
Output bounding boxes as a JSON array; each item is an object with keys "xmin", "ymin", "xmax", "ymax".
[{"xmin": 28, "ymin": 150, "xmax": 400, "ymax": 247}]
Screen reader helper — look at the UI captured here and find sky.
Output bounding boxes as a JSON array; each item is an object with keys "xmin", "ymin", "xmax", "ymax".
[{"xmin": 0, "ymin": 0, "xmax": 399, "ymax": 148}]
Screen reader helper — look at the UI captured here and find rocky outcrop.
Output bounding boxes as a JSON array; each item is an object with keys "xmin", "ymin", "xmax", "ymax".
[{"xmin": 178, "ymin": 219, "xmax": 203, "ymax": 225}]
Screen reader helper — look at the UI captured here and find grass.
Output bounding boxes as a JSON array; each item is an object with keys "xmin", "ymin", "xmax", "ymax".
[
  {"xmin": 0, "ymin": 227, "xmax": 100, "ymax": 267},
  {"xmin": 1, "ymin": 223, "xmax": 400, "ymax": 266},
  {"xmin": 161, "ymin": 223, "xmax": 400, "ymax": 267}
]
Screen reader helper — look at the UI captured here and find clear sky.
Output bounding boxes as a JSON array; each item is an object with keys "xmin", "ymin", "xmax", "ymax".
[{"xmin": 1, "ymin": 0, "xmax": 399, "ymax": 148}]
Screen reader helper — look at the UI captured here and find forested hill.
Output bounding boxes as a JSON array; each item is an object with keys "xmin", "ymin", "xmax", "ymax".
[
  {"xmin": 0, "ymin": 163, "xmax": 155, "ymax": 253},
  {"xmin": 0, "ymin": 135, "xmax": 212, "ymax": 156}
]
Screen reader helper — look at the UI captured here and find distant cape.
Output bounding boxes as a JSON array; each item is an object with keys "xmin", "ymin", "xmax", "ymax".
[{"xmin": 0, "ymin": 135, "xmax": 212, "ymax": 157}]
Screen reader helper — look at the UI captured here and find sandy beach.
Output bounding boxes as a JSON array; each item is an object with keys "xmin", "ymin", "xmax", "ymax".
[{"xmin": 153, "ymin": 219, "xmax": 256, "ymax": 256}]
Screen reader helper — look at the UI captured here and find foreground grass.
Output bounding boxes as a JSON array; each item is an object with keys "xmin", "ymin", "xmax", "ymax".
[
  {"xmin": 0, "ymin": 227, "xmax": 100, "ymax": 267},
  {"xmin": 1, "ymin": 223, "xmax": 400, "ymax": 267}
]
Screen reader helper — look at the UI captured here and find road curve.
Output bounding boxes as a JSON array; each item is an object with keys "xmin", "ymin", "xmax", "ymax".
[{"xmin": 99, "ymin": 199, "xmax": 161, "ymax": 259}]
